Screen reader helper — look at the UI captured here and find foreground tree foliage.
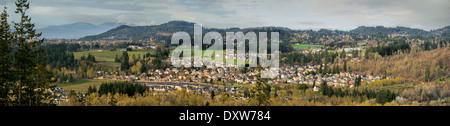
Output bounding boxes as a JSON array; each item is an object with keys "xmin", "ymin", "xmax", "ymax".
[
  {"xmin": 58, "ymin": 76, "xmax": 450, "ymax": 106},
  {"xmin": 248, "ymin": 66, "xmax": 272, "ymax": 106},
  {"xmin": 0, "ymin": 0, "xmax": 54, "ymax": 106},
  {"xmin": 350, "ymin": 47, "xmax": 449, "ymax": 82},
  {"xmin": 0, "ymin": 7, "xmax": 12, "ymax": 105}
]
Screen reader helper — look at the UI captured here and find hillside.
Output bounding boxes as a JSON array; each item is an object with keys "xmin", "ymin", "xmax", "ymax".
[
  {"xmin": 80, "ymin": 20, "xmax": 450, "ymax": 44},
  {"xmin": 81, "ymin": 20, "xmax": 297, "ymax": 42},
  {"xmin": 349, "ymin": 26, "xmax": 434, "ymax": 36},
  {"xmin": 349, "ymin": 47, "xmax": 449, "ymax": 82},
  {"xmin": 431, "ymin": 26, "xmax": 450, "ymax": 38},
  {"xmin": 81, "ymin": 21, "xmax": 196, "ymax": 41}
]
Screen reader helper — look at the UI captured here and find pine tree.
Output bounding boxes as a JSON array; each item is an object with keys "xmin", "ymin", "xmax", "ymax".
[
  {"xmin": 319, "ymin": 63, "xmax": 323, "ymax": 74},
  {"xmin": 210, "ymin": 90, "xmax": 215, "ymax": 100},
  {"xmin": 365, "ymin": 49, "xmax": 370, "ymax": 60},
  {"xmin": 343, "ymin": 60, "xmax": 347, "ymax": 72},
  {"xmin": 87, "ymin": 86, "xmax": 93, "ymax": 95},
  {"xmin": 140, "ymin": 61, "xmax": 146, "ymax": 73},
  {"xmin": 92, "ymin": 85, "xmax": 97, "ymax": 93},
  {"xmin": 11, "ymin": 0, "xmax": 53, "ymax": 106},
  {"xmin": 249, "ymin": 66, "xmax": 271, "ymax": 106},
  {"xmin": 340, "ymin": 50, "xmax": 346, "ymax": 59},
  {"xmin": 319, "ymin": 81, "xmax": 328, "ymax": 95},
  {"xmin": 354, "ymin": 75, "xmax": 362, "ymax": 87},
  {"xmin": 0, "ymin": 7, "xmax": 12, "ymax": 105},
  {"xmin": 121, "ymin": 51, "xmax": 129, "ymax": 70},
  {"xmin": 108, "ymin": 94, "xmax": 117, "ymax": 106},
  {"xmin": 425, "ymin": 65, "xmax": 430, "ymax": 82},
  {"xmin": 312, "ymin": 80, "xmax": 316, "ymax": 87},
  {"xmin": 383, "ymin": 70, "xmax": 387, "ymax": 79}
]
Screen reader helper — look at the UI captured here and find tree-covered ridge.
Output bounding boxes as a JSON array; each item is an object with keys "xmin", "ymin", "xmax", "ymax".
[
  {"xmin": 80, "ymin": 20, "xmax": 450, "ymax": 43},
  {"xmin": 81, "ymin": 21, "xmax": 197, "ymax": 41},
  {"xmin": 81, "ymin": 20, "xmax": 296, "ymax": 43},
  {"xmin": 431, "ymin": 25, "xmax": 450, "ymax": 36},
  {"xmin": 350, "ymin": 26, "xmax": 434, "ymax": 36}
]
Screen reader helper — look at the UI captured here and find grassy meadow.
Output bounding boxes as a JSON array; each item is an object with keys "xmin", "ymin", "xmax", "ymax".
[
  {"xmin": 56, "ymin": 79, "xmax": 114, "ymax": 93},
  {"xmin": 292, "ymin": 44, "xmax": 324, "ymax": 50},
  {"xmin": 73, "ymin": 50, "xmax": 152, "ymax": 67}
]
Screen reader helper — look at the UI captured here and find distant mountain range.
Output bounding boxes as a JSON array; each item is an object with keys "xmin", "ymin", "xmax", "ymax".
[
  {"xmin": 80, "ymin": 21, "xmax": 450, "ymax": 42},
  {"xmin": 38, "ymin": 22, "xmax": 125, "ymax": 39},
  {"xmin": 40, "ymin": 20, "xmax": 449, "ymax": 41}
]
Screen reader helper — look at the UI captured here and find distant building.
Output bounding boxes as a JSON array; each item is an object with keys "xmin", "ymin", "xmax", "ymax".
[{"xmin": 313, "ymin": 86, "xmax": 320, "ymax": 92}]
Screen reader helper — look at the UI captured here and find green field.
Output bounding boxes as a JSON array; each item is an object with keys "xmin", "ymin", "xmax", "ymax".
[
  {"xmin": 358, "ymin": 42, "xmax": 367, "ymax": 46},
  {"xmin": 74, "ymin": 50, "xmax": 152, "ymax": 67},
  {"xmin": 56, "ymin": 79, "xmax": 112, "ymax": 92},
  {"xmin": 292, "ymin": 44, "xmax": 323, "ymax": 50},
  {"xmin": 55, "ymin": 79, "xmax": 93, "ymax": 87}
]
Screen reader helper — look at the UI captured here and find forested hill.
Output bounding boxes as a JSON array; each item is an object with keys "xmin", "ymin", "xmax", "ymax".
[
  {"xmin": 431, "ymin": 26, "xmax": 450, "ymax": 37},
  {"xmin": 349, "ymin": 26, "xmax": 434, "ymax": 36},
  {"xmin": 81, "ymin": 20, "xmax": 294, "ymax": 42},
  {"xmin": 81, "ymin": 21, "xmax": 196, "ymax": 41},
  {"xmin": 80, "ymin": 20, "xmax": 449, "ymax": 42}
]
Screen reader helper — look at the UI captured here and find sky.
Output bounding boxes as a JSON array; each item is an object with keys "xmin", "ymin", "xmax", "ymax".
[{"xmin": 0, "ymin": 0, "xmax": 449, "ymax": 30}]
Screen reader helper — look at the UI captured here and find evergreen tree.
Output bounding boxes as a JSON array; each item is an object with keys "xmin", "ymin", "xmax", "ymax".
[
  {"xmin": 319, "ymin": 63, "xmax": 323, "ymax": 74},
  {"xmin": 343, "ymin": 60, "xmax": 347, "ymax": 72},
  {"xmin": 365, "ymin": 49, "xmax": 369, "ymax": 60},
  {"xmin": 140, "ymin": 61, "xmax": 147, "ymax": 73},
  {"xmin": 354, "ymin": 75, "xmax": 362, "ymax": 87},
  {"xmin": 312, "ymin": 80, "xmax": 316, "ymax": 88},
  {"xmin": 121, "ymin": 51, "xmax": 129, "ymax": 70},
  {"xmin": 11, "ymin": 0, "xmax": 53, "ymax": 106},
  {"xmin": 87, "ymin": 85, "xmax": 93, "ymax": 95},
  {"xmin": 319, "ymin": 81, "xmax": 328, "ymax": 96},
  {"xmin": 0, "ymin": 7, "xmax": 12, "ymax": 105},
  {"xmin": 249, "ymin": 66, "xmax": 271, "ymax": 106},
  {"xmin": 340, "ymin": 50, "xmax": 346, "ymax": 59},
  {"xmin": 210, "ymin": 90, "xmax": 215, "ymax": 100},
  {"xmin": 376, "ymin": 89, "xmax": 395, "ymax": 105},
  {"xmin": 425, "ymin": 65, "xmax": 430, "ymax": 82},
  {"xmin": 92, "ymin": 85, "xmax": 97, "ymax": 93},
  {"xmin": 108, "ymin": 94, "xmax": 117, "ymax": 106}
]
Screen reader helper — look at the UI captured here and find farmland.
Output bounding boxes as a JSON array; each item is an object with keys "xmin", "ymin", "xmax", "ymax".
[
  {"xmin": 56, "ymin": 79, "xmax": 114, "ymax": 92},
  {"xmin": 73, "ymin": 50, "xmax": 152, "ymax": 67},
  {"xmin": 292, "ymin": 44, "xmax": 324, "ymax": 50}
]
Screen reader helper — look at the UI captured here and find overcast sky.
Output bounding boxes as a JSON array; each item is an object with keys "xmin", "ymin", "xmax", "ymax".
[{"xmin": 1, "ymin": 0, "xmax": 449, "ymax": 30}]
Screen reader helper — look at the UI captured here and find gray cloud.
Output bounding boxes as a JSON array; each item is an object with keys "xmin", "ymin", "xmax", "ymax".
[
  {"xmin": 1, "ymin": 0, "xmax": 448, "ymax": 30},
  {"xmin": 31, "ymin": 0, "xmax": 162, "ymax": 11}
]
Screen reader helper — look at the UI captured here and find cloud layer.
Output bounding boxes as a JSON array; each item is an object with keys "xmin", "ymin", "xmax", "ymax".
[{"xmin": 1, "ymin": 0, "xmax": 448, "ymax": 30}]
